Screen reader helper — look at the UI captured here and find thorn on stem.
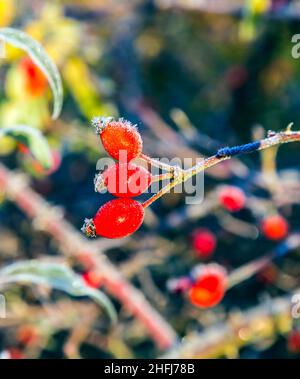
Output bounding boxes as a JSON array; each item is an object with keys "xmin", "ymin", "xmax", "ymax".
[{"xmin": 286, "ymin": 123, "xmax": 294, "ymax": 133}]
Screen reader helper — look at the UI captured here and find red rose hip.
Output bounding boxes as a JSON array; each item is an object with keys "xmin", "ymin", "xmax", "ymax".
[
  {"xmin": 189, "ymin": 264, "xmax": 227, "ymax": 308},
  {"xmin": 218, "ymin": 185, "xmax": 246, "ymax": 212},
  {"xmin": 191, "ymin": 228, "xmax": 216, "ymax": 259},
  {"xmin": 95, "ymin": 163, "xmax": 152, "ymax": 197},
  {"xmin": 261, "ymin": 214, "xmax": 289, "ymax": 241},
  {"xmin": 92, "ymin": 117, "xmax": 143, "ymax": 161},
  {"xmin": 82, "ymin": 198, "xmax": 144, "ymax": 239}
]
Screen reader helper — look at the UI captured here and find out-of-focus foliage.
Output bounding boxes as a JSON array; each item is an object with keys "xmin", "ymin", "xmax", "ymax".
[
  {"xmin": 0, "ymin": 27, "xmax": 63, "ymax": 119},
  {"xmin": 0, "ymin": 125, "xmax": 52, "ymax": 169},
  {"xmin": 0, "ymin": 260, "xmax": 117, "ymax": 323},
  {"xmin": 0, "ymin": 0, "xmax": 300, "ymax": 360}
]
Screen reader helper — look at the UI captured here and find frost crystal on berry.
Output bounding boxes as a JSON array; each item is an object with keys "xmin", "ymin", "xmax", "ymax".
[
  {"xmin": 91, "ymin": 116, "xmax": 114, "ymax": 134},
  {"xmin": 81, "ymin": 218, "xmax": 97, "ymax": 238},
  {"xmin": 94, "ymin": 172, "xmax": 106, "ymax": 193}
]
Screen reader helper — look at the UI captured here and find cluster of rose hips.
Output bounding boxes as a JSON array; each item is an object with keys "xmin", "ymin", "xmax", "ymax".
[
  {"xmin": 82, "ymin": 117, "xmax": 152, "ymax": 239},
  {"xmin": 81, "ymin": 117, "xmax": 291, "ymax": 311}
]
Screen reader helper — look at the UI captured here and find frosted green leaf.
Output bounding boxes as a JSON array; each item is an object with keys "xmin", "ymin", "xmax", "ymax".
[
  {"xmin": 0, "ymin": 28, "xmax": 63, "ymax": 119},
  {"xmin": 0, "ymin": 260, "xmax": 117, "ymax": 323}
]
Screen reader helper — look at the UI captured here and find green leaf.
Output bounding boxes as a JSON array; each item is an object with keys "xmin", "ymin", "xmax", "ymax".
[
  {"xmin": 0, "ymin": 27, "xmax": 63, "ymax": 119},
  {"xmin": 0, "ymin": 260, "xmax": 117, "ymax": 323},
  {"xmin": 0, "ymin": 125, "xmax": 52, "ymax": 169}
]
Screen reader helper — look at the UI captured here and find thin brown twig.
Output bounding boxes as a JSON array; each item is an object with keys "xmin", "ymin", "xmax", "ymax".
[
  {"xmin": 143, "ymin": 129, "xmax": 300, "ymax": 207},
  {"xmin": 0, "ymin": 163, "xmax": 177, "ymax": 350}
]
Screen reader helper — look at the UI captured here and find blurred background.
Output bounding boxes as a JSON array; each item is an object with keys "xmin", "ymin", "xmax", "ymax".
[{"xmin": 0, "ymin": 0, "xmax": 300, "ymax": 359}]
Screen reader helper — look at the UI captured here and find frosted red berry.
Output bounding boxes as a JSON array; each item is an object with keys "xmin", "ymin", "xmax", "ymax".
[
  {"xmin": 82, "ymin": 198, "xmax": 144, "ymax": 239},
  {"xmin": 82, "ymin": 270, "xmax": 103, "ymax": 288},
  {"xmin": 219, "ymin": 185, "xmax": 246, "ymax": 212},
  {"xmin": 20, "ymin": 57, "xmax": 48, "ymax": 97},
  {"xmin": 261, "ymin": 214, "xmax": 289, "ymax": 241},
  {"xmin": 191, "ymin": 228, "xmax": 216, "ymax": 259},
  {"xmin": 95, "ymin": 163, "xmax": 152, "ymax": 197},
  {"xmin": 288, "ymin": 330, "xmax": 300, "ymax": 353},
  {"xmin": 189, "ymin": 264, "xmax": 227, "ymax": 308},
  {"xmin": 92, "ymin": 117, "xmax": 143, "ymax": 161}
]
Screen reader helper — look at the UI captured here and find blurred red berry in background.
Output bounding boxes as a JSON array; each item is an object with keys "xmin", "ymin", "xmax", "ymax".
[
  {"xmin": 287, "ymin": 330, "xmax": 300, "ymax": 353},
  {"xmin": 19, "ymin": 57, "xmax": 48, "ymax": 97},
  {"xmin": 261, "ymin": 215, "xmax": 289, "ymax": 241},
  {"xmin": 16, "ymin": 325, "xmax": 39, "ymax": 346},
  {"xmin": 189, "ymin": 264, "xmax": 227, "ymax": 308},
  {"xmin": 82, "ymin": 270, "xmax": 103, "ymax": 288},
  {"xmin": 16, "ymin": 142, "xmax": 30, "ymax": 155},
  {"xmin": 30, "ymin": 150, "xmax": 61, "ymax": 176},
  {"xmin": 226, "ymin": 65, "xmax": 248, "ymax": 90},
  {"xmin": 191, "ymin": 228, "xmax": 216, "ymax": 259},
  {"xmin": 7, "ymin": 348, "xmax": 24, "ymax": 359},
  {"xmin": 218, "ymin": 186, "xmax": 246, "ymax": 212}
]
